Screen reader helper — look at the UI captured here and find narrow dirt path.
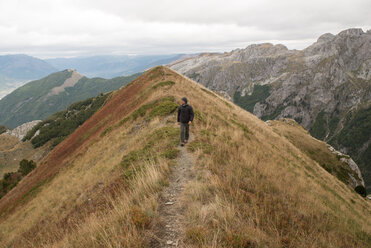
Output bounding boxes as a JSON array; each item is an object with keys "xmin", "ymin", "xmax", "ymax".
[{"xmin": 149, "ymin": 134, "xmax": 194, "ymax": 247}]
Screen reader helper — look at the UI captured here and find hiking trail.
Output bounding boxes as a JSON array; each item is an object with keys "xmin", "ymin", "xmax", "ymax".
[{"xmin": 149, "ymin": 133, "xmax": 195, "ymax": 247}]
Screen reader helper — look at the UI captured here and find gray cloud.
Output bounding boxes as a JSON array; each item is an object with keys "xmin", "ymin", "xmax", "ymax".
[{"xmin": 0, "ymin": 0, "xmax": 370, "ymax": 58}]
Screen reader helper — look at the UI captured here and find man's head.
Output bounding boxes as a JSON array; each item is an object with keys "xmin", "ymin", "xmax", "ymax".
[{"xmin": 181, "ymin": 97, "xmax": 188, "ymax": 105}]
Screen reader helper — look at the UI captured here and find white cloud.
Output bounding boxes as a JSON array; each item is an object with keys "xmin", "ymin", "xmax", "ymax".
[{"xmin": 0, "ymin": 0, "xmax": 370, "ymax": 58}]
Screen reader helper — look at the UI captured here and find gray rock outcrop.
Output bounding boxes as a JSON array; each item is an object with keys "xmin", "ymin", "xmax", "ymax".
[{"xmin": 5, "ymin": 120, "xmax": 41, "ymax": 141}]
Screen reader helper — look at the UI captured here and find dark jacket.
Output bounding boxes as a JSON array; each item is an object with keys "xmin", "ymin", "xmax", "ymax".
[{"xmin": 177, "ymin": 104, "xmax": 194, "ymax": 123}]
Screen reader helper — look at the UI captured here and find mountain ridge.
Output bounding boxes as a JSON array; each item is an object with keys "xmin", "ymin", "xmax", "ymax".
[
  {"xmin": 0, "ymin": 66, "xmax": 369, "ymax": 247},
  {"xmin": 46, "ymin": 54, "xmax": 184, "ymax": 78}
]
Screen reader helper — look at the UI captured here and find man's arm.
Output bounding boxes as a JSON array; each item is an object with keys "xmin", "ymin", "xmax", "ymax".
[
  {"xmin": 177, "ymin": 106, "xmax": 180, "ymax": 122},
  {"xmin": 189, "ymin": 106, "xmax": 194, "ymax": 122}
]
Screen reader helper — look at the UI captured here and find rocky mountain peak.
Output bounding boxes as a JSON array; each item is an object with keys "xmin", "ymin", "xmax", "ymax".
[
  {"xmin": 338, "ymin": 28, "xmax": 365, "ymax": 37},
  {"xmin": 316, "ymin": 33, "xmax": 335, "ymax": 43}
]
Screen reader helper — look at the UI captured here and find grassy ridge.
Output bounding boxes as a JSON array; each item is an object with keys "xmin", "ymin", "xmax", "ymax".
[{"xmin": 0, "ymin": 67, "xmax": 369, "ymax": 247}]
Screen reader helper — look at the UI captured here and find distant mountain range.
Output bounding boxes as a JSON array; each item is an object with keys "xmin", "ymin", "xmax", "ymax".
[
  {"xmin": 0, "ymin": 69, "xmax": 140, "ymax": 128},
  {"xmin": 45, "ymin": 54, "xmax": 184, "ymax": 78},
  {"xmin": 0, "ymin": 54, "xmax": 58, "ymax": 99},
  {"xmin": 0, "ymin": 54, "xmax": 57, "ymax": 80},
  {"xmin": 0, "ymin": 54, "xmax": 184, "ymax": 99},
  {"xmin": 170, "ymin": 28, "xmax": 371, "ymax": 191}
]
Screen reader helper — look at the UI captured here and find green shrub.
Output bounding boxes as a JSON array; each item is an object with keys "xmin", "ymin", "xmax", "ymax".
[
  {"xmin": 131, "ymin": 102, "xmax": 155, "ymax": 120},
  {"xmin": 18, "ymin": 159, "xmax": 36, "ymax": 176},
  {"xmin": 0, "ymin": 125, "xmax": 7, "ymax": 135},
  {"xmin": 23, "ymin": 93, "xmax": 110, "ymax": 148},
  {"xmin": 117, "ymin": 116, "xmax": 130, "ymax": 126},
  {"xmin": 0, "ymin": 172, "xmax": 22, "ymax": 199},
  {"xmin": 355, "ymin": 185, "xmax": 367, "ymax": 197},
  {"xmin": 161, "ymin": 148, "xmax": 179, "ymax": 159},
  {"xmin": 131, "ymin": 96, "xmax": 177, "ymax": 121},
  {"xmin": 148, "ymin": 66, "xmax": 164, "ymax": 80},
  {"xmin": 148, "ymin": 100, "xmax": 178, "ymax": 120},
  {"xmin": 121, "ymin": 149, "xmax": 152, "ymax": 169},
  {"xmin": 152, "ymin": 80, "xmax": 175, "ymax": 89},
  {"xmin": 100, "ymin": 126, "xmax": 113, "ymax": 137},
  {"xmin": 51, "ymin": 136, "xmax": 67, "ymax": 148},
  {"xmin": 0, "ymin": 159, "xmax": 36, "ymax": 199}
]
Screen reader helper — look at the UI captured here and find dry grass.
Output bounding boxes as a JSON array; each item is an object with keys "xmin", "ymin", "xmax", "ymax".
[
  {"xmin": 0, "ymin": 66, "xmax": 370, "ymax": 247},
  {"xmin": 0, "ymin": 134, "xmax": 50, "ymax": 178}
]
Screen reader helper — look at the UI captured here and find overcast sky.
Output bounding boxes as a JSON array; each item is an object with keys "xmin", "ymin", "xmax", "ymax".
[{"xmin": 0, "ymin": 0, "xmax": 370, "ymax": 58}]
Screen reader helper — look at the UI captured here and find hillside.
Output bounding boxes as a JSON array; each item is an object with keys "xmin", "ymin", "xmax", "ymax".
[
  {"xmin": 170, "ymin": 28, "xmax": 371, "ymax": 191},
  {"xmin": 267, "ymin": 119, "xmax": 365, "ymax": 192},
  {"xmin": 0, "ymin": 69, "xmax": 141, "ymax": 128},
  {"xmin": 0, "ymin": 133, "xmax": 49, "ymax": 179},
  {"xmin": 0, "ymin": 93, "xmax": 111, "ymax": 196},
  {"xmin": 46, "ymin": 54, "xmax": 183, "ymax": 78},
  {"xmin": 0, "ymin": 66, "xmax": 369, "ymax": 247}
]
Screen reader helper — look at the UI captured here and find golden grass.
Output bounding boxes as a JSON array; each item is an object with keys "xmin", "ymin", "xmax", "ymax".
[
  {"xmin": 0, "ymin": 66, "xmax": 370, "ymax": 247},
  {"xmin": 0, "ymin": 134, "xmax": 50, "ymax": 178}
]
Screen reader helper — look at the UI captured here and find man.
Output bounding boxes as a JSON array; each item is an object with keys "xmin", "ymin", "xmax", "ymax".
[{"xmin": 177, "ymin": 97, "xmax": 194, "ymax": 146}]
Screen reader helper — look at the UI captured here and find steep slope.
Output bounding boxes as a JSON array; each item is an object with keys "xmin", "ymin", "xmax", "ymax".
[
  {"xmin": 0, "ymin": 66, "xmax": 369, "ymax": 247},
  {"xmin": 267, "ymin": 119, "xmax": 364, "ymax": 190},
  {"xmin": 0, "ymin": 133, "xmax": 49, "ymax": 179},
  {"xmin": 0, "ymin": 69, "xmax": 141, "ymax": 128},
  {"xmin": 170, "ymin": 28, "xmax": 371, "ymax": 191},
  {"xmin": 46, "ymin": 54, "xmax": 184, "ymax": 78},
  {"xmin": 0, "ymin": 92, "xmax": 113, "ymax": 180},
  {"xmin": 0, "ymin": 121, "xmax": 44, "ymax": 176}
]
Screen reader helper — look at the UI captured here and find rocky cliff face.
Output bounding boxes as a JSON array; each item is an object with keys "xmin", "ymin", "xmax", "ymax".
[
  {"xmin": 5, "ymin": 120, "xmax": 41, "ymax": 141},
  {"xmin": 170, "ymin": 28, "xmax": 371, "ymax": 191}
]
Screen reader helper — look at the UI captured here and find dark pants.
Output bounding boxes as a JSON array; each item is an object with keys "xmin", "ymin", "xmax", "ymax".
[{"xmin": 180, "ymin": 122, "xmax": 189, "ymax": 142}]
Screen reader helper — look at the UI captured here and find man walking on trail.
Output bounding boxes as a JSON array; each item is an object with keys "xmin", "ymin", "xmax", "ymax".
[{"xmin": 177, "ymin": 97, "xmax": 194, "ymax": 146}]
